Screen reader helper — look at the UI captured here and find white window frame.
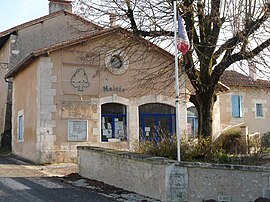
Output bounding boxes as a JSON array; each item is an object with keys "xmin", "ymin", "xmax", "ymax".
[
  {"xmin": 17, "ymin": 110, "xmax": 24, "ymax": 142},
  {"xmin": 68, "ymin": 120, "xmax": 88, "ymax": 141}
]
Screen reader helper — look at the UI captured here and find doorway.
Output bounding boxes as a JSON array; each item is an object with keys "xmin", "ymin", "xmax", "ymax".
[{"xmin": 139, "ymin": 103, "xmax": 176, "ymax": 141}]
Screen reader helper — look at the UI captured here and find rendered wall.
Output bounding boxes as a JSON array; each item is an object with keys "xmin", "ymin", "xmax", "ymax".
[
  {"xmin": 12, "ymin": 60, "xmax": 38, "ymax": 162},
  {"xmin": 78, "ymin": 146, "xmax": 270, "ymax": 202}
]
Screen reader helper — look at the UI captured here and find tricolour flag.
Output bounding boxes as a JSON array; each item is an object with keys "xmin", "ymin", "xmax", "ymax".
[{"xmin": 177, "ymin": 16, "xmax": 189, "ymax": 55}]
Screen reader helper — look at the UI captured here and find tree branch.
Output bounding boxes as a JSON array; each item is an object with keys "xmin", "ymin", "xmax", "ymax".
[
  {"xmin": 214, "ymin": 9, "xmax": 270, "ymax": 60},
  {"xmin": 212, "ymin": 38, "xmax": 270, "ymax": 84},
  {"xmin": 125, "ymin": 0, "xmax": 139, "ymax": 34}
]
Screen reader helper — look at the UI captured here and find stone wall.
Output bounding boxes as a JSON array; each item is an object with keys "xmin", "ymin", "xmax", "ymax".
[
  {"xmin": 37, "ymin": 57, "xmax": 57, "ymax": 163},
  {"xmin": 78, "ymin": 146, "xmax": 270, "ymax": 202}
]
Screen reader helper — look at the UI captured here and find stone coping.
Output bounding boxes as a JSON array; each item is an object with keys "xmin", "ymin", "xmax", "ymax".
[{"xmin": 77, "ymin": 146, "xmax": 270, "ymax": 172}]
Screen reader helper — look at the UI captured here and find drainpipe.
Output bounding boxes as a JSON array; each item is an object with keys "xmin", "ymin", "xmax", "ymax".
[{"xmin": 1, "ymin": 73, "xmax": 12, "ymax": 152}]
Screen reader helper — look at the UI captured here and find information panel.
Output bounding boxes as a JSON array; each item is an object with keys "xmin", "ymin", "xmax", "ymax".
[{"xmin": 68, "ymin": 120, "xmax": 88, "ymax": 141}]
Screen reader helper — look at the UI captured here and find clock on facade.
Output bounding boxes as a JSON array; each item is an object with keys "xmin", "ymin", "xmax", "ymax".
[{"xmin": 105, "ymin": 49, "xmax": 129, "ymax": 74}]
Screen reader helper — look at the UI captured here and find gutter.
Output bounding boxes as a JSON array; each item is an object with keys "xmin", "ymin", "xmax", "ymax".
[{"xmin": 5, "ymin": 53, "xmax": 35, "ymax": 79}]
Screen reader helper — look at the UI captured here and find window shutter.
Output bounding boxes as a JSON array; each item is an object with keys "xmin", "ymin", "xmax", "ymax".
[{"xmin": 232, "ymin": 95, "xmax": 240, "ymax": 117}]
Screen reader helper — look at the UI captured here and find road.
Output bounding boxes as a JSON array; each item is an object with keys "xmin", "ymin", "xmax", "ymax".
[{"xmin": 0, "ymin": 155, "xmax": 117, "ymax": 202}]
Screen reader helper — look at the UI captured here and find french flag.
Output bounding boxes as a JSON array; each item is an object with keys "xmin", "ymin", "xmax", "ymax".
[{"xmin": 177, "ymin": 16, "xmax": 189, "ymax": 55}]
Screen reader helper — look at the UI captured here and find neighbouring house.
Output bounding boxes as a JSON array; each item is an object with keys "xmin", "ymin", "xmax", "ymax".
[
  {"xmin": 1, "ymin": 1, "xmax": 190, "ymax": 163},
  {"xmin": 219, "ymin": 69, "xmax": 270, "ymax": 136}
]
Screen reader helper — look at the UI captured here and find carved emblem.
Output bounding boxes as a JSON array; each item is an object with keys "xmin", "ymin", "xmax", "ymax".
[{"xmin": 71, "ymin": 68, "xmax": 90, "ymax": 91}]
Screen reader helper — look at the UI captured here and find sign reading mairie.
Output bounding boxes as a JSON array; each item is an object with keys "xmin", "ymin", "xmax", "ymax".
[{"xmin": 103, "ymin": 85, "xmax": 125, "ymax": 92}]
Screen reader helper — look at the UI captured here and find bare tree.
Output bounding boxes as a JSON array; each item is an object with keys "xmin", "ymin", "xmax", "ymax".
[{"xmin": 73, "ymin": 0, "xmax": 270, "ymax": 137}]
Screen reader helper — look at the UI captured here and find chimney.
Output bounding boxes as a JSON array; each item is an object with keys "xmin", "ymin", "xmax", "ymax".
[
  {"xmin": 248, "ymin": 61, "xmax": 257, "ymax": 81},
  {"xmin": 109, "ymin": 13, "xmax": 117, "ymax": 27},
  {"xmin": 49, "ymin": 0, "xmax": 72, "ymax": 13}
]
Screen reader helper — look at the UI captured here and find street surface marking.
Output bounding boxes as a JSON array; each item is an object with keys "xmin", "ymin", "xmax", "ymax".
[{"xmin": 0, "ymin": 177, "xmax": 31, "ymax": 190}]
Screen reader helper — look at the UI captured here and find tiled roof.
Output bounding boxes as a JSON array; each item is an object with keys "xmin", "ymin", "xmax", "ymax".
[
  {"xmin": 220, "ymin": 70, "xmax": 270, "ymax": 88},
  {"xmin": 0, "ymin": 10, "xmax": 102, "ymax": 38},
  {"xmin": 0, "ymin": 10, "xmax": 103, "ymax": 49},
  {"xmin": 5, "ymin": 27, "xmax": 175, "ymax": 79},
  {"xmin": 0, "ymin": 9, "xmax": 105, "ymax": 73}
]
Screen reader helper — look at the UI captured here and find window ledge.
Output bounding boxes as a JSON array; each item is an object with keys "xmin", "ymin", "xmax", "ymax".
[
  {"xmin": 255, "ymin": 116, "xmax": 265, "ymax": 120},
  {"xmin": 108, "ymin": 138, "xmax": 121, "ymax": 142}
]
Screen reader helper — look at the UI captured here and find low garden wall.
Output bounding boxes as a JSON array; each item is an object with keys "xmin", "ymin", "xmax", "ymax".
[{"xmin": 77, "ymin": 146, "xmax": 270, "ymax": 202}]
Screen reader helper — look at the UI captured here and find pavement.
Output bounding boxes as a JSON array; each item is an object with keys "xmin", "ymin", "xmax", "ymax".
[
  {"xmin": 2, "ymin": 154, "xmax": 159, "ymax": 202},
  {"xmin": 3, "ymin": 154, "xmax": 78, "ymax": 177}
]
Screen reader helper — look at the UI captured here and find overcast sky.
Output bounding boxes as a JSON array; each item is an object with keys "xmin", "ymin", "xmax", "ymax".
[{"xmin": 0, "ymin": 0, "xmax": 49, "ymax": 32}]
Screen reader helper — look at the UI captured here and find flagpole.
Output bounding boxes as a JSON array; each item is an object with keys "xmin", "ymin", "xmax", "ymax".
[{"xmin": 173, "ymin": 0, "xmax": 181, "ymax": 162}]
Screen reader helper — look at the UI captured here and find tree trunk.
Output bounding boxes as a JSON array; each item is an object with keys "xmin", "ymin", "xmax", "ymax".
[
  {"xmin": 190, "ymin": 90, "xmax": 216, "ymax": 138},
  {"xmin": 199, "ymin": 94, "xmax": 214, "ymax": 137}
]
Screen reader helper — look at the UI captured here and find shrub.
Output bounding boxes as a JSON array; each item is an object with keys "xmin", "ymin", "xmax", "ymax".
[
  {"xmin": 136, "ymin": 132, "xmax": 268, "ymax": 165},
  {"xmin": 216, "ymin": 129, "xmax": 247, "ymax": 154},
  {"xmin": 247, "ymin": 132, "xmax": 261, "ymax": 153},
  {"xmin": 261, "ymin": 131, "xmax": 270, "ymax": 149},
  {"xmin": 137, "ymin": 134, "xmax": 177, "ymax": 160},
  {"xmin": 137, "ymin": 134, "xmax": 229, "ymax": 163}
]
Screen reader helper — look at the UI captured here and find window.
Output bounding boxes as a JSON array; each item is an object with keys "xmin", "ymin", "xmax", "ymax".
[
  {"xmin": 105, "ymin": 49, "xmax": 129, "ymax": 75},
  {"xmin": 18, "ymin": 115, "xmax": 24, "ymax": 141},
  {"xmin": 256, "ymin": 103, "xmax": 263, "ymax": 117},
  {"xmin": 232, "ymin": 95, "xmax": 243, "ymax": 118},
  {"xmin": 139, "ymin": 103, "xmax": 176, "ymax": 141},
  {"xmin": 101, "ymin": 103, "xmax": 127, "ymax": 142},
  {"xmin": 68, "ymin": 120, "xmax": 88, "ymax": 141},
  {"xmin": 187, "ymin": 106, "xmax": 198, "ymax": 138}
]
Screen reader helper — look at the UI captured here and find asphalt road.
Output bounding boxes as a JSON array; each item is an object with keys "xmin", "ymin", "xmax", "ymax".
[{"xmin": 0, "ymin": 155, "xmax": 117, "ymax": 202}]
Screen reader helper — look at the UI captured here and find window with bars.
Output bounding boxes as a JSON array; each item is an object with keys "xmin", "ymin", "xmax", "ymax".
[{"xmin": 256, "ymin": 103, "xmax": 263, "ymax": 117}]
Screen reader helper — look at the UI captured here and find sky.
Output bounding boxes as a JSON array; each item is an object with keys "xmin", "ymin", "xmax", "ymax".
[{"xmin": 0, "ymin": 0, "xmax": 49, "ymax": 32}]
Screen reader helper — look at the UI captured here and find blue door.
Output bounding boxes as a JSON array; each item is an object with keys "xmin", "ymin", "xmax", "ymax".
[
  {"xmin": 140, "ymin": 113, "xmax": 175, "ymax": 141},
  {"xmin": 139, "ymin": 103, "xmax": 176, "ymax": 141}
]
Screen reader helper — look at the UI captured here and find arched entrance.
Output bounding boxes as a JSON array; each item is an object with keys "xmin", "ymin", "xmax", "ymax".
[
  {"xmin": 101, "ymin": 103, "xmax": 127, "ymax": 142},
  {"xmin": 139, "ymin": 103, "xmax": 176, "ymax": 141}
]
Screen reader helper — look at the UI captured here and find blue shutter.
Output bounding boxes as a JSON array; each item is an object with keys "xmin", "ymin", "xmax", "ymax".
[
  {"xmin": 232, "ymin": 95, "xmax": 243, "ymax": 118},
  {"xmin": 232, "ymin": 95, "xmax": 239, "ymax": 117}
]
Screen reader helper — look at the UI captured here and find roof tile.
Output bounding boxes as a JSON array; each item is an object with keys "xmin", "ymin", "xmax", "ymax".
[{"xmin": 220, "ymin": 70, "xmax": 270, "ymax": 88}]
